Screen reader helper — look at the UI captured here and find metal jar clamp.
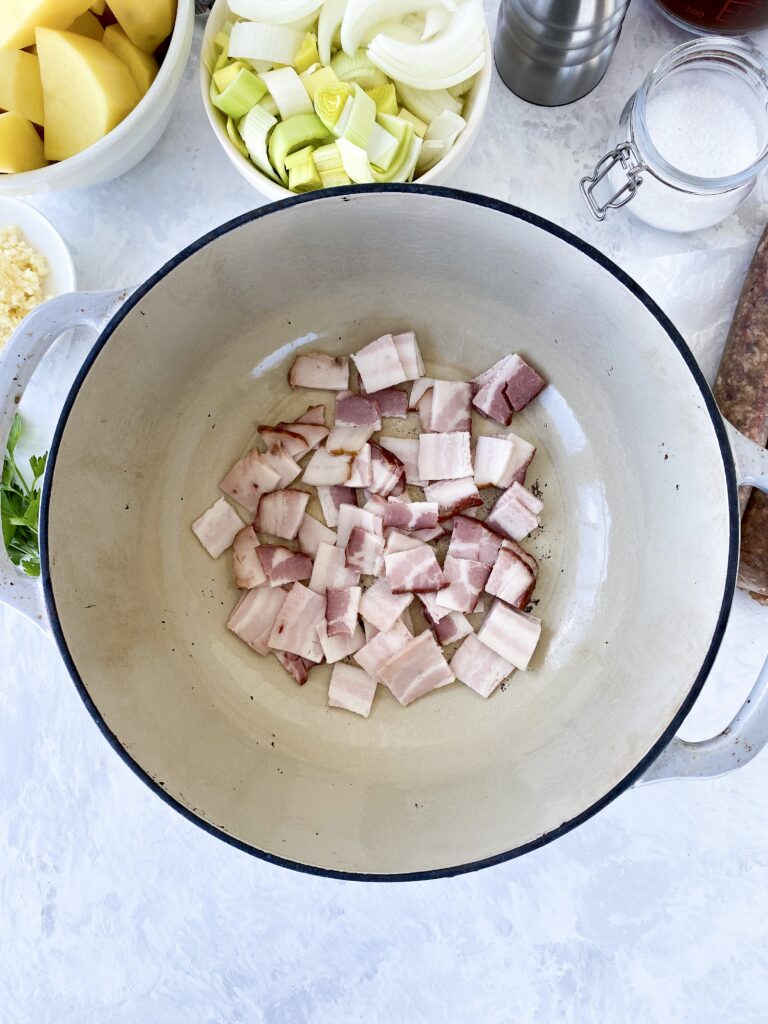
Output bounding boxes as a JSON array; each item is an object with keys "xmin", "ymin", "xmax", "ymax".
[{"xmin": 580, "ymin": 141, "xmax": 648, "ymax": 221}]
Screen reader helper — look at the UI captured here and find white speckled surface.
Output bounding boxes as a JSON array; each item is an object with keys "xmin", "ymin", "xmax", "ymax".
[{"xmin": 2, "ymin": 2, "xmax": 768, "ymax": 1020}]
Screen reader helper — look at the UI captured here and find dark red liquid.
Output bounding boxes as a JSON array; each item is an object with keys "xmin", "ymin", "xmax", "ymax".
[{"xmin": 657, "ymin": 0, "xmax": 768, "ymax": 31}]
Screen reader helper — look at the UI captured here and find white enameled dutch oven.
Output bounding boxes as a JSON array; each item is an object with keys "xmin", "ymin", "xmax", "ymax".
[{"xmin": 1, "ymin": 187, "xmax": 767, "ymax": 881}]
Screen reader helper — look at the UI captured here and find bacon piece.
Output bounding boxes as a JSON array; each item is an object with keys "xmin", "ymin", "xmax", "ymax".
[
  {"xmin": 429, "ymin": 380, "xmax": 472, "ymax": 432},
  {"xmin": 472, "ymin": 354, "xmax": 547, "ymax": 424},
  {"xmin": 382, "ymin": 499, "xmax": 439, "ymax": 532},
  {"xmin": 418, "ymin": 591, "xmax": 451, "ymax": 623},
  {"xmin": 336, "ymin": 504, "xmax": 383, "ymax": 549},
  {"xmin": 377, "ymin": 437, "xmax": 424, "ymax": 485},
  {"xmin": 378, "ymin": 631, "xmax": 454, "ymax": 706},
  {"xmin": 260, "ymin": 443, "xmax": 301, "ymax": 488},
  {"xmin": 418, "ymin": 432, "xmax": 473, "ymax": 481},
  {"xmin": 255, "ymin": 488, "xmax": 309, "ymax": 540},
  {"xmin": 486, "ymin": 482, "xmax": 542, "ymax": 542},
  {"xmin": 334, "ymin": 391, "xmax": 381, "ymax": 428},
  {"xmin": 328, "ymin": 663, "xmax": 378, "ymax": 717},
  {"xmin": 472, "ymin": 594, "xmax": 486, "ymax": 614},
  {"xmin": 316, "ymin": 620, "xmax": 365, "ymax": 663},
  {"xmin": 421, "ymin": 598, "xmax": 474, "ymax": 645},
  {"xmin": 326, "ymin": 586, "xmax": 361, "ymax": 637},
  {"xmin": 392, "ymin": 331, "xmax": 425, "ymax": 380},
  {"xmin": 227, "ymin": 587, "xmax": 288, "ymax": 656},
  {"xmin": 219, "ymin": 450, "xmax": 281, "ymax": 514},
  {"xmin": 362, "ymin": 492, "xmax": 388, "ymax": 517},
  {"xmin": 385, "ymin": 529, "xmax": 429, "ymax": 554},
  {"xmin": 268, "ymin": 582, "xmax": 325, "ymax": 662},
  {"xmin": 450, "ymin": 633, "xmax": 515, "ymax": 697},
  {"xmin": 232, "ymin": 524, "xmax": 267, "ymax": 588},
  {"xmin": 302, "ymin": 448, "xmax": 352, "ymax": 486},
  {"xmin": 368, "ymin": 442, "xmax": 405, "ymax": 496},
  {"xmin": 409, "ymin": 377, "xmax": 434, "ymax": 409},
  {"xmin": 363, "ymin": 617, "xmax": 379, "ymax": 642},
  {"xmin": 367, "ymin": 387, "xmax": 408, "ymax": 418},
  {"xmin": 423, "ymin": 477, "xmax": 482, "ymax": 520},
  {"xmin": 411, "ymin": 526, "xmax": 444, "ymax": 542},
  {"xmin": 503, "ymin": 538, "xmax": 539, "ymax": 579},
  {"xmin": 449, "ymin": 515, "xmax": 504, "ymax": 564},
  {"xmin": 317, "ymin": 484, "xmax": 356, "ymax": 527},
  {"xmin": 474, "ymin": 433, "xmax": 536, "ymax": 488},
  {"xmin": 192, "ymin": 498, "xmax": 244, "ymax": 558},
  {"xmin": 354, "ymin": 619, "xmax": 413, "ymax": 679},
  {"xmin": 297, "ymin": 513, "xmax": 336, "ymax": 557},
  {"xmin": 257, "ymin": 545, "xmax": 313, "ymax": 587},
  {"xmin": 385, "ymin": 546, "xmax": 445, "ymax": 593},
  {"xmin": 308, "ymin": 542, "xmax": 360, "ymax": 593},
  {"xmin": 358, "ymin": 577, "xmax": 412, "ymax": 632},
  {"xmin": 276, "ymin": 420, "xmax": 329, "ymax": 450},
  {"xmin": 351, "ymin": 334, "xmax": 408, "ymax": 392},
  {"xmin": 297, "ymin": 404, "xmax": 326, "ymax": 425},
  {"xmin": 325, "ymin": 424, "xmax": 374, "ymax": 455},
  {"xmin": 274, "ymin": 650, "xmax": 313, "ymax": 684},
  {"xmin": 346, "ymin": 527, "xmax": 385, "ymax": 575},
  {"xmin": 400, "ymin": 605, "xmax": 415, "ymax": 633},
  {"xmin": 436, "ymin": 554, "xmax": 491, "ymax": 612},
  {"xmin": 477, "ymin": 600, "xmax": 541, "ymax": 670},
  {"xmin": 417, "ymin": 390, "xmax": 433, "ymax": 433},
  {"xmin": 347, "ymin": 443, "xmax": 373, "ymax": 487},
  {"xmin": 504, "ymin": 355, "xmax": 547, "ymax": 411},
  {"xmin": 289, "ymin": 351, "xmax": 349, "ymax": 390},
  {"xmin": 485, "ymin": 547, "xmax": 536, "ymax": 608},
  {"xmin": 257, "ymin": 426, "xmax": 309, "ymax": 459}
]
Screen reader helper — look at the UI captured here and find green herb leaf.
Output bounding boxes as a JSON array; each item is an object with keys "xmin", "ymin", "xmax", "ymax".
[
  {"xmin": 29, "ymin": 453, "xmax": 47, "ymax": 483},
  {"xmin": 6, "ymin": 414, "xmax": 22, "ymax": 457},
  {"xmin": 2, "ymin": 415, "xmax": 47, "ymax": 575},
  {"xmin": 21, "ymin": 557, "xmax": 40, "ymax": 578}
]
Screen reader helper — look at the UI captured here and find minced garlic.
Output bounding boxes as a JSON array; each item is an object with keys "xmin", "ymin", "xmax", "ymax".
[{"xmin": 0, "ymin": 225, "xmax": 49, "ymax": 348}]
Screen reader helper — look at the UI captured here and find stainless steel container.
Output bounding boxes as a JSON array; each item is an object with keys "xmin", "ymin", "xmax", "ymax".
[{"xmin": 494, "ymin": 0, "xmax": 632, "ymax": 106}]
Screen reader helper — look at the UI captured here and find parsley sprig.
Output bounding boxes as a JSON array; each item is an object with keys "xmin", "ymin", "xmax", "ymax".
[{"xmin": 1, "ymin": 414, "xmax": 47, "ymax": 578}]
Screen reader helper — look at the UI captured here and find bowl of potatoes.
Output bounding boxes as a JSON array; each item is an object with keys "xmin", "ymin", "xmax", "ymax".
[{"xmin": 0, "ymin": 0, "xmax": 195, "ymax": 195}]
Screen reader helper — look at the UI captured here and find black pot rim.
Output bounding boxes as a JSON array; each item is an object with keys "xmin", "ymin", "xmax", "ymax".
[{"xmin": 40, "ymin": 184, "xmax": 740, "ymax": 882}]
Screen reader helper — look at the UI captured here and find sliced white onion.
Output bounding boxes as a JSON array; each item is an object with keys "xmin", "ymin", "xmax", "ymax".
[
  {"xmin": 229, "ymin": 21, "xmax": 305, "ymax": 66},
  {"xmin": 341, "ymin": 0, "xmax": 454, "ymax": 57},
  {"xmin": 261, "ymin": 67, "xmax": 313, "ymax": 119},
  {"xmin": 422, "ymin": 6, "xmax": 450, "ymax": 39},
  {"xmin": 338, "ymin": 138, "xmax": 375, "ymax": 182},
  {"xmin": 318, "ymin": 0, "xmax": 348, "ymax": 65},
  {"xmin": 396, "ymin": 82, "xmax": 461, "ymax": 122},
  {"xmin": 367, "ymin": 0, "xmax": 486, "ymax": 90},
  {"xmin": 416, "ymin": 110, "xmax": 466, "ymax": 172},
  {"xmin": 228, "ymin": 0, "xmax": 323, "ymax": 25},
  {"xmin": 239, "ymin": 105, "xmax": 280, "ymax": 181}
]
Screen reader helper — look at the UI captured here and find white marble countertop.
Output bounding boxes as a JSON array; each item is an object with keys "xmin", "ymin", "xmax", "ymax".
[{"xmin": 3, "ymin": 2, "xmax": 768, "ymax": 1020}]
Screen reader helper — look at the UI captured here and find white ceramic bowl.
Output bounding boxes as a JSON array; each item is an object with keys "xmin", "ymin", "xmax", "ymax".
[
  {"xmin": 0, "ymin": 197, "xmax": 75, "ymax": 298},
  {"xmin": 0, "ymin": 0, "xmax": 195, "ymax": 197},
  {"xmin": 200, "ymin": 0, "xmax": 492, "ymax": 199}
]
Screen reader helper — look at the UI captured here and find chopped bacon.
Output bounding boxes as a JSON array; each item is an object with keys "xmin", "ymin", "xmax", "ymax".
[
  {"xmin": 297, "ymin": 404, "xmax": 326, "ymax": 425},
  {"xmin": 308, "ymin": 541, "xmax": 360, "ymax": 593},
  {"xmin": 477, "ymin": 600, "xmax": 541, "ymax": 670},
  {"xmin": 378, "ymin": 631, "xmax": 454, "ymax": 706},
  {"xmin": 336, "ymin": 504, "xmax": 383, "ymax": 549},
  {"xmin": 351, "ymin": 334, "xmax": 408, "ymax": 392},
  {"xmin": 274, "ymin": 650, "xmax": 313, "ymax": 684},
  {"xmin": 362, "ymin": 492, "xmax": 388, "ymax": 517},
  {"xmin": 400, "ymin": 605, "xmax": 415, "ymax": 633},
  {"xmin": 232, "ymin": 524, "xmax": 267, "ymax": 588},
  {"xmin": 385, "ymin": 546, "xmax": 445, "ymax": 593},
  {"xmin": 367, "ymin": 387, "xmax": 408, "ymax": 418},
  {"xmin": 368, "ymin": 442, "xmax": 405, "ymax": 496},
  {"xmin": 423, "ymin": 477, "xmax": 482, "ymax": 520},
  {"xmin": 192, "ymin": 498, "xmax": 244, "ymax": 558},
  {"xmin": 417, "ymin": 431, "xmax": 473, "ymax": 481},
  {"xmin": 417, "ymin": 390, "xmax": 433, "ymax": 433},
  {"xmin": 358, "ymin": 577, "xmax": 412, "ymax": 632},
  {"xmin": 276, "ymin": 420, "xmax": 329, "ymax": 450},
  {"xmin": 256, "ymin": 545, "xmax": 313, "ymax": 587},
  {"xmin": 385, "ymin": 529, "xmax": 429, "ymax": 554},
  {"xmin": 421, "ymin": 599, "xmax": 474, "ymax": 646},
  {"xmin": 382, "ymin": 499, "xmax": 439, "ymax": 532},
  {"xmin": 268, "ymin": 582, "xmax": 326, "ymax": 662},
  {"xmin": 257, "ymin": 426, "xmax": 309, "ymax": 459},
  {"xmin": 430, "ymin": 380, "xmax": 472, "ymax": 432},
  {"xmin": 347, "ymin": 443, "xmax": 373, "ymax": 487},
  {"xmin": 486, "ymin": 481, "xmax": 542, "ymax": 542},
  {"xmin": 334, "ymin": 391, "xmax": 381, "ymax": 428},
  {"xmin": 418, "ymin": 590, "xmax": 451, "ymax": 623},
  {"xmin": 297, "ymin": 512, "xmax": 336, "ymax": 557},
  {"xmin": 328, "ymin": 663, "xmax": 378, "ymax": 717},
  {"xmin": 255, "ymin": 488, "xmax": 309, "ymax": 540},
  {"xmin": 377, "ymin": 437, "xmax": 424, "ymax": 485},
  {"xmin": 317, "ymin": 484, "xmax": 356, "ymax": 528},
  {"xmin": 450, "ymin": 633, "xmax": 515, "ymax": 697},
  {"xmin": 228, "ymin": 587, "xmax": 288, "ymax": 656},
  {"xmin": 326, "ymin": 586, "xmax": 362, "ymax": 637},
  {"xmin": 354, "ymin": 618, "xmax": 413, "ymax": 679},
  {"xmin": 326, "ymin": 425, "xmax": 375, "ymax": 454},
  {"xmin": 392, "ymin": 331, "xmax": 425, "ymax": 380},
  {"xmin": 449, "ymin": 515, "xmax": 503, "ymax": 564},
  {"xmin": 289, "ymin": 351, "xmax": 349, "ymax": 390},
  {"xmin": 363, "ymin": 618, "xmax": 378, "ymax": 642},
  {"xmin": 472, "ymin": 354, "xmax": 547, "ymax": 425},
  {"xmin": 261, "ymin": 443, "xmax": 301, "ymax": 488},
  {"xmin": 302, "ymin": 448, "xmax": 352, "ymax": 486},
  {"xmin": 316, "ymin": 620, "xmax": 365, "ymax": 663},
  {"xmin": 219, "ymin": 450, "xmax": 281, "ymax": 514},
  {"xmin": 485, "ymin": 547, "xmax": 536, "ymax": 608},
  {"xmin": 411, "ymin": 526, "xmax": 444, "ymax": 542},
  {"xmin": 409, "ymin": 377, "xmax": 434, "ymax": 409},
  {"xmin": 390, "ymin": 474, "xmax": 406, "ymax": 497},
  {"xmin": 346, "ymin": 527, "xmax": 385, "ymax": 575},
  {"xmin": 503, "ymin": 538, "xmax": 539, "ymax": 579},
  {"xmin": 474, "ymin": 433, "xmax": 536, "ymax": 488},
  {"xmin": 504, "ymin": 355, "xmax": 547, "ymax": 411},
  {"xmin": 436, "ymin": 554, "xmax": 490, "ymax": 612},
  {"xmin": 472, "ymin": 593, "xmax": 486, "ymax": 614}
]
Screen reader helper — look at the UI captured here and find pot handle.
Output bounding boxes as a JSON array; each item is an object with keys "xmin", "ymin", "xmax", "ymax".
[
  {"xmin": 0, "ymin": 288, "xmax": 130, "ymax": 631},
  {"xmin": 638, "ymin": 420, "xmax": 768, "ymax": 784}
]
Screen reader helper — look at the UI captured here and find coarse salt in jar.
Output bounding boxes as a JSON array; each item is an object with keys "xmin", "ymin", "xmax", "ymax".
[{"xmin": 580, "ymin": 37, "xmax": 768, "ymax": 232}]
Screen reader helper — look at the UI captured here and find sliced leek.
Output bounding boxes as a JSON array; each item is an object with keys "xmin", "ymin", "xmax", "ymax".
[
  {"xmin": 341, "ymin": 0, "xmax": 454, "ymax": 57},
  {"xmin": 334, "ymin": 83, "xmax": 375, "ymax": 147},
  {"xmin": 318, "ymin": 0, "xmax": 348, "ymax": 65},
  {"xmin": 229, "ymin": 21, "xmax": 305, "ymax": 66},
  {"xmin": 228, "ymin": 0, "xmax": 324, "ymax": 25},
  {"xmin": 261, "ymin": 67, "xmax": 314, "ymax": 118},
  {"xmin": 397, "ymin": 106, "xmax": 427, "ymax": 138},
  {"xmin": 314, "ymin": 142, "xmax": 351, "ymax": 186},
  {"xmin": 295, "ymin": 32, "xmax": 320, "ymax": 72},
  {"xmin": 396, "ymin": 83, "xmax": 461, "ymax": 123},
  {"xmin": 301, "ymin": 64, "xmax": 339, "ymax": 100},
  {"xmin": 211, "ymin": 67, "xmax": 267, "ymax": 119},
  {"xmin": 268, "ymin": 112, "xmax": 332, "ymax": 182},
  {"xmin": 366, "ymin": 82, "xmax": 397, "ymax": 115},
  {"xmin": 240, "ymin": 104, "xmax": 280, "ymax": 180},
  {"xmin": 371, "ymin": 113, "xmax": 420, "ymax": 182},
  {"xmin": 314, "ymin": 82, "xmax": 352, "ymax": 131},
  {"xmin": 259, "ymin": 93, "xmax": 280, "ymax": 116},
  {"xmin": 286, "ymin": 146, "xmax": 322, "ymax": 190},
  {"xmin": 227, "ymin": 116, "xmax": 250, "ymax": 158},
  {"xmin": 330, "ymin": 49, "xmax": 387, "ymax": 88},
  {"xmin": 213, "ymin": 60, "xmax": 246, "ymax": 91},
  {"xmin": 367, "ymin": 121, "xmax": 398, "ymax": 170},
  {"xmin": 337, "ymin": 137, "xmax": 374, "ymax": 182}
]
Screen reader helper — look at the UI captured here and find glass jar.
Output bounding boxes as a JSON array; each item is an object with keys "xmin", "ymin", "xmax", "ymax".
[
  {"xmin": 580, "ymin": 38, "xmax": 768, "ymax": 232},
  {"xmin": 655, "ymin": 0, "xmax": 768, "ymax": 35}
]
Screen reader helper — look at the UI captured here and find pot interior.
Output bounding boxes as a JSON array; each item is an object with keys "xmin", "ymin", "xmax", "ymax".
[{"xmin": 44, "ymin": 189, "xmax": 734, "ymax": 876}]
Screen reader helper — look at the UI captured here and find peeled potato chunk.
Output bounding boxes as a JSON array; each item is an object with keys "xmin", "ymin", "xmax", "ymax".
[
  {"xmin": 90, "ymin": 0, "xmax": 107, "ymax": 13},
  {"xmin": 0, "ymin": 112, "xmax": 46, "ymax": 173},
  {"xmin": 68, "ymin": 10, "xmax": 105, "ymax": 40},
  {"xmin": 0, "ymin": 51, "xmax": 45, "ymax": 126},
  {"xmin": 36, "ymin": 28, "xmax": 140, "ymax": 162},
  {"xmin": 103, "ymin": 24, "xmax": 158, "ymax": 96},
  {"xmin": 0, "ymin": 0, "xmax": 93, "ymax": 50},
  {"xmin": 108, "ymin": 0, "xmax": 176, "ymax": 54}
]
